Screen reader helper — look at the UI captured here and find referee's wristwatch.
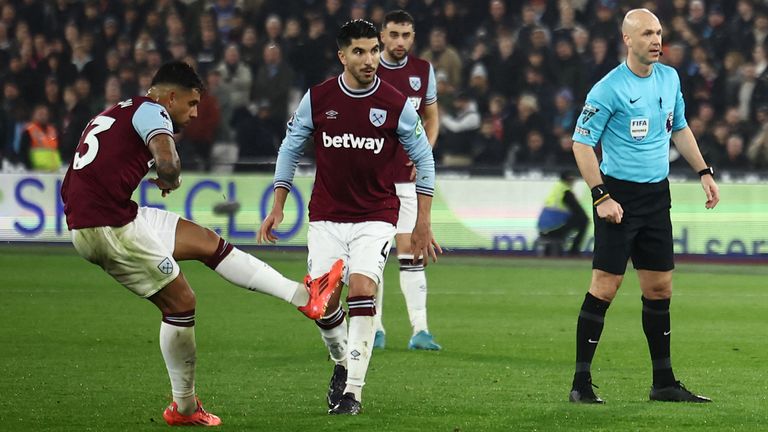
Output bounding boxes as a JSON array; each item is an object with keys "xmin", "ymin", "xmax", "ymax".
[{"xmin": 697, "ymin": 166, "xmax": 715, "ymax": 178}]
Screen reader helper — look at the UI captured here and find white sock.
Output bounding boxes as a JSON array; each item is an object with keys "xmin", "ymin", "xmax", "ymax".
[
  {"xmin": 317, "ymin": 307, "xmax": 348, "ymax": 366},
  {"xmin": 215, "ymin": 247, "xmax": 306, "ymax": 306},
  {"xmin": 345, "ymin": 311, "xmax": 376, "ymax": 401},
  {"xmin": 399, "ymin": 254, "xmax": 428, "ymax": 335},
  {"xmin": 373, "ymin": 280, "xmax": 385, "ymax": 333},
  {"xmin": 159, "ymin": 321, "xmax": 197, "ymax": 415}
]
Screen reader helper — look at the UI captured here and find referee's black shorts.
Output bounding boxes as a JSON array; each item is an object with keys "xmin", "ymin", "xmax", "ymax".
[{"xmin": 592, "ymin": 175, "xmax": 675, "ymax": 275}]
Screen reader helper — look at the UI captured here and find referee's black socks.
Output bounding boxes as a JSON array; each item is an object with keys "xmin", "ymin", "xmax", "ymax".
[
  {"xmin": 642, "ymin": 296, "xmax": 677, "ymax": 388},
  {"xmin": 573, "ymin": 292, "xmax": 610, "ymax": 389}
]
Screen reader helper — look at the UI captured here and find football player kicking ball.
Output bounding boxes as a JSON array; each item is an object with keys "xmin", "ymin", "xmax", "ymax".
[
  {"xmin": 60, "ymin": 61, "xmax": 344, "ymax": 426},
  {"xmin": 259, "ymin": 20, "xmax": 439, "ymax": 415}
]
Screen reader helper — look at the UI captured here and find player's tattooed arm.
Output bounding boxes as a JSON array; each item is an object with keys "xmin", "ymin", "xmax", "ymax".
[{"xmin": 147, "ymin": 133, "xmax": 181, "ymax": 197}]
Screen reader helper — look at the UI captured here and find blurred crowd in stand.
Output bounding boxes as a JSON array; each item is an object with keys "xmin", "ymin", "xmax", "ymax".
[{"xmin": 3, "ymin": 0, "xmax": 768, "ymax": 176}]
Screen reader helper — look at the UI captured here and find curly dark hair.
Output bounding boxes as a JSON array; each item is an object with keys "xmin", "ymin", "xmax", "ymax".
[{"xmin": 336, "ymin": 19, "xmax": 379, "ymax": 49}]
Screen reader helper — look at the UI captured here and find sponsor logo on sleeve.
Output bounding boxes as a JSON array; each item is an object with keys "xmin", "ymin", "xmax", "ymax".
[
  {"xmin": 415, "ymin": 118, "xmax": 424, "ymax": 137},
  {"xmin": 575, "ymin": 126, "xmax": 590, "ymax": 136},
  {"xmin": 580, "ymin": 103, "xmax": 599, "ymax": 123}
]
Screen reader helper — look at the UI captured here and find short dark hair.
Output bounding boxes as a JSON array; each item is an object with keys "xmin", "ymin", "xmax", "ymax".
[
  {"xmin": 382, "ymin": 10, "xmax": 415, "ymax": 30},
  {"xmin": 336, "ymin": 19, "xmax": 378, "ymax": 49},
  {"xmin": 151, "ymin": 61, "xmax": 205, "ymax": 92}
]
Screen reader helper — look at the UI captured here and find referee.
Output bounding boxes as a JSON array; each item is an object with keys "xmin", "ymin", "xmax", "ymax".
[{"xmin": 568, "ymin": 9, "xmax": 719, "ymax": 404}]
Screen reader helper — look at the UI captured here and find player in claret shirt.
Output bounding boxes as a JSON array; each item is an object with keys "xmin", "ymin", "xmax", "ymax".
[
  {"xmin": 374, "ymin": 9, "xmax": 442, "ymax": 352},
  {"xmin": 258, "ymin": 20, "xmax": 440, "ymax": 415},
  {"xmin": 61, "ymin": 61, "xmax": 343, "ymax": 427}
]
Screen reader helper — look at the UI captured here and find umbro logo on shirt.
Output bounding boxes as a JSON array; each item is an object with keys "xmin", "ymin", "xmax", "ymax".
[{"xmin": 325, "ymin": 110, "xmax": 338, "ymax": 119}]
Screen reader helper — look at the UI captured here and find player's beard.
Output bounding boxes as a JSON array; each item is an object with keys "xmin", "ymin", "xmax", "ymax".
[
  {"xmin": 388, "ymin": 47, "xmax": 407, "ymax": 62},
  {"xmin": 352, "ymin": 67, "xmax": 376, "ymax": 86}
]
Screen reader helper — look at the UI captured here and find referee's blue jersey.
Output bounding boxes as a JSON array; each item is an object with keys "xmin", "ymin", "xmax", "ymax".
[{"xmin": 572, "ymin": 62, "xmax": 687, "ymax": 183}]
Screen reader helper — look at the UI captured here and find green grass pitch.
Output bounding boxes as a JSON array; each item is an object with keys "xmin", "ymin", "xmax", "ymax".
[{"xmin": 1, "ymin": 245, "xmax": 766, "ymax": 431}]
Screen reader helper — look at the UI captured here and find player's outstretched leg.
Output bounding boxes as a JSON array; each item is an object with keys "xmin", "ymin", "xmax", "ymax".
[
  {"xmin": 399, "ymin": 255, "xmax": 441, "ymax": 351},
  {"xmin": 174, "ymin": 219, "xmax": 343, "ymax": 320},
  {"xmin": 373, "ymin": 280, "xmax": 386, "ymax": 349}
]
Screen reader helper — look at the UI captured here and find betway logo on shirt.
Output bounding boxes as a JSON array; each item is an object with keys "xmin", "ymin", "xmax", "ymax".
[{"xmin": 322, "ymin": 132, "xmax": 384, "ymax": 154}]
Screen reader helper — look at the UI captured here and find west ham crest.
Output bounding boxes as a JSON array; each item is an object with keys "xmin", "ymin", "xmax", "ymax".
[
  {"xmin": 409, "ymin": 76, "xmax": 422, "ymax": 91},
  {"xmin": 369, "ymin": 108, "xmax": 387, "ymax": 127}
]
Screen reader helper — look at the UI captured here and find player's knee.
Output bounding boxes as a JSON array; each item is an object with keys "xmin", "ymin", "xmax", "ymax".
[
  {"xmin": 347, "ymin": 273, "xmax": 377, "ymax": 297},
  {"xmin": 590, "ymin": 272, "xmax": 622, "ymax": 302},
  {"xmin": 203, "ymin": 235, "xmax": 234, "ymax": 270},
  {"xmin": 642, "ymin": 282, "xmax": 672, "ymax": 299}
]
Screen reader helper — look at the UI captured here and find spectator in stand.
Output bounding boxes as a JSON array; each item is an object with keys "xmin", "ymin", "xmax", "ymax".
[
  {"xmin": 59, "ymin": 85, "xmax": 91, "ymax": 166},
  {"xmin": 515, "ymin": 129, "xmax": 550, "ymax": 167},
  {"xmin": 194, "ymin": 25, "xmax": 222, "ymax": 77},
  {"xmin": 43, "ymin": 77, "xmax": 64, "ymax": 131},
  {"xmin": 572, "ymin": 25, "xmax": 590, "ymax": 57},
  {"xmin": 439, "ymin": 91, "xmax": 480, "ymax": 166},
  {"xmin": 421, "ymin": 27, "xmax": 462, "ymax": 89},
  {"xmin": 553, "ymin": 3, "xmax": 578, "ymax": 42},
  {"xmin": 435, "ymin": 1, "xmax": 466, "ymax": 51},
  {"xmin": 695, "ymin": 119, "xmax": 726, "ymax": 168},
  {"xmin": 215, "ymin": 44, "xmax": 252, "ymax": 113},
  {"xmin": 19, "ymin": 104, "xmax": 61, "ymax": 172},
  {"xmin": 239, "ymin": 26, "xmax": 262, "ymax": 73},
  {"xmin": 491, "ymin": 33, "xmax": 523, "ymax": 99},
  {"xmin": 721, "ymin": 134, "xmax": 751, "ymax": 170},
  {"xmin": 178, "ymin": 82, "xmax": 222, "ymax": 172},
  {"xmin": 552, "ymin": 37, "xmax": 584, "ymax": 99},
  {"xmin": 479, "ymin": 0, "xmax": 514, "ymax": 42},
  {"xmin": 747, "ymin": 116, "xmax": 768, "ymax": 169},
  {"xmin": 584, "ymin": 36, "xmax": 617, "ymax": 92},
  {"xmin": 704, "ymin": 5, "xmax": 730, "ymax": 59},
  {"xmin": 252, "ymin": 43, "xmax": 295, "ymax": 125},
  {"xmin": 300, "ymin": 15, "xmax": 334, "ymax": 87},
  {"xmin": 1, "ymin": 80, "xmax": 29, "ymax": 167},
  {"xmin": 473, "ymin": 116, "xmax": 506, "ymax": 168},
  {"xmin": 260, "ymin": 14, "xmax": 284, "ymax": 54},
  {"xmin": 552, "ymin": 134, "xmax": 578, "ymax": 169},
  {"xmin": 552, "ymin": 88, "xmax": 576, "ymax": 139},
  {"xmin": 507, "ymin": 93, "xmax": 547, "ymax": 152},
  {"xmin": 467, "ymin": 63, "xmax": 491, "ymax": 116}
]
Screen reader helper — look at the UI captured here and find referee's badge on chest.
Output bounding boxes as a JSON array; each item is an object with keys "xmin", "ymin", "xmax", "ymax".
[{"xmin": 630, "ymin": 117, "xmax": 649, "ymax": 141}]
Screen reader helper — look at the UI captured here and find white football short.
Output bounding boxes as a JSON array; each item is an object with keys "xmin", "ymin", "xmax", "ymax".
[
  {"xmin": 395, "ymin": 182, "xmax": 417, "ymax": 234},
  {"xmin": 307, "ymin": 220, "xmax": 396, "ymax": 285},
  {"xmin": 70, "ymin": 207, "xmax": 181, "ymax": 298}
]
